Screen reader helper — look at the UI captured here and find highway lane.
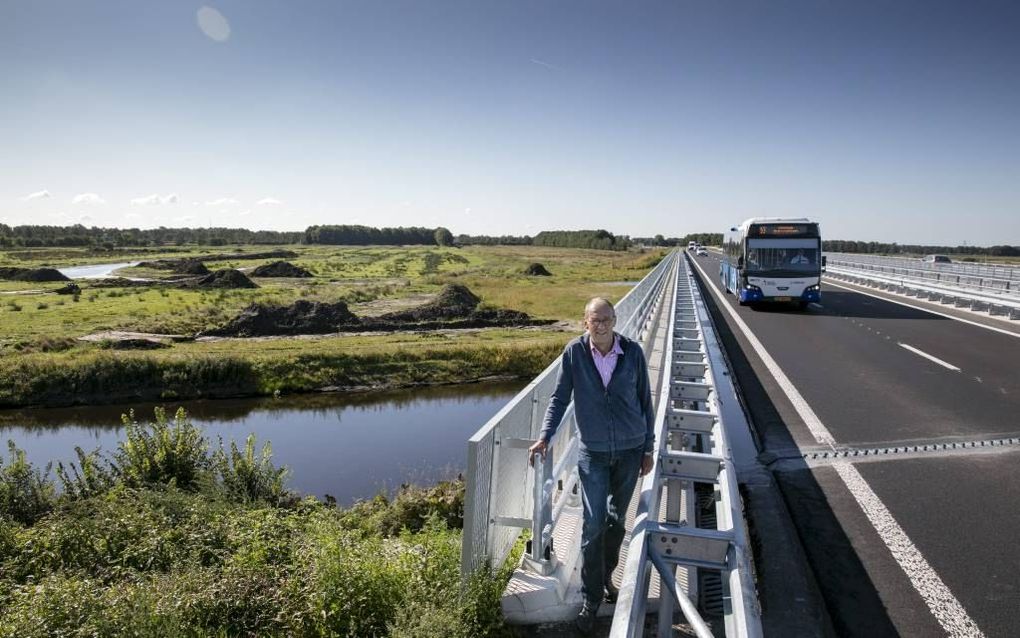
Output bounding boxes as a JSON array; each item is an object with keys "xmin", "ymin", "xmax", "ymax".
[{"xmin": 687, "ymin": 251, "xmax": 1020, "ymax": 637}]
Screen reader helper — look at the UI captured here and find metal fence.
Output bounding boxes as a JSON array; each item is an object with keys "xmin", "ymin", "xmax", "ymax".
[
  {"xmin": 610, "ymin": 253, "xmax": 761, "ymax": 638},
  {"xmin": 461, "ymin": 251, "xmax": 677, "ymax": 578},
  {"xmin": 825, "ymin": 252, "xmax": 1020, "ymax": 286},
  {"xmin": 824, "ymin": 257, "xmax": 1020, "ymax": 319}
]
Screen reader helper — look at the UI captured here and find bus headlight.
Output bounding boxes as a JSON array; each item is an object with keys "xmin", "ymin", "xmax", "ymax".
[{"xmin": 805, "ymin": 284, "xmax": 819, "ymax": 293}]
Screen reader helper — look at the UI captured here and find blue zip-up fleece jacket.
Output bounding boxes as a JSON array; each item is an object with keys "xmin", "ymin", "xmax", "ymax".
[{"xmin": 539, "ymin": 333, "xmax": 655, "ymax": 454}]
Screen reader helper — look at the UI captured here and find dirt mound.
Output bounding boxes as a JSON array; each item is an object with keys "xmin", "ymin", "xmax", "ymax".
[
  {"xmin": 175, "ymin": 260, "xmax": 210, "ymax": 275},
  {"xmin": 250, "ymin": 261, "xmax": 312, "ymax": 278},
  {"xmin": 379, "ymin": 284, "xmax": 481, "ymax": 322},
  {"xmin": 203, "ymin": 300, "xmax": 359, "ymax": 337},
  {"xmin": 195, "ymin": 269, "xmax": 258, "ymax": 289},
  {"xmin": 524, "ymin": 262, "xmax": 552, "ymax": 276},
  {"xmin": 367, "ymin": 284, "xmax": 551, "ymax": 330},
  {"xmin": 0, "ymin": 267, "xmax": 70, "ymax": 282},
  {"xmin": 136, "ymin": 260, "xmax": 178, "ymax": 270}
]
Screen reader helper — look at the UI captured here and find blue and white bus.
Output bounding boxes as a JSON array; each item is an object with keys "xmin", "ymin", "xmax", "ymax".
[{"xmin": 720, "ymin": 217, "xmax": 825, "ymax": 310}]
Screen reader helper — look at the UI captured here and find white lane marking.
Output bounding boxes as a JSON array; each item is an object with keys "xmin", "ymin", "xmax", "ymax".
[
  {"xmin": 833, "ymin": 462, "xmax": 986, "ymax": 638},
  {"xmin": 898, "ymin": 343, "xmax": 961, "ymax": 371},
  {"xmin": 691, "ymin": 256, "xmax": 985, "ymax": 636},
  {"xmin": 824, "ymin": 279, "xmax": 1020, "ymax": 339},
  {"xmin": 688, "ymin": 256, "xmax": 836, "ymax": 447}
]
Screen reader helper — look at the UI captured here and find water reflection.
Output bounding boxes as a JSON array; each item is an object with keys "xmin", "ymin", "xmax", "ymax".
[{"xmin": 0, "ymin": 381, "xmax": 525, "ymax": 505}]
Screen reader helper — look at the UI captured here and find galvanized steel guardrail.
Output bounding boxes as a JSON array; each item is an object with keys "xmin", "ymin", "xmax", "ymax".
[
  {"xmin": 461, "ymin": 251, "xmax": 677, "ymax": 579},
  {"xmin": 610, "ymin": 253, "xmax": 761, "ymax": 638},
  {"xmin": 824, "ymin": 259, "xmax": 1020, "ymax": 319},
  {"xmin": 825, "ymin": 252, "xmax": 1020, "ymax": 283}
]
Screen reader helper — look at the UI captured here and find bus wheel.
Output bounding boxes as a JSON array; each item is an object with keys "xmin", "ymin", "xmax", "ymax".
[{"xmin": 798, "ymin": 300, "xmax": 809, "ymax": 311}]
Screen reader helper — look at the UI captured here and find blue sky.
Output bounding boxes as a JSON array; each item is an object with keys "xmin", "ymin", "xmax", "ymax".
[{"xmin": 2, "ymin": 1, "xmax": 1018, "ymax": 245}]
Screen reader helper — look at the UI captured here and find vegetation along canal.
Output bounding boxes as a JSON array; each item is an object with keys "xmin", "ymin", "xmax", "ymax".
[{"xmin": 0, "ymin": 380, "xmax": 524, "ymax": 505}]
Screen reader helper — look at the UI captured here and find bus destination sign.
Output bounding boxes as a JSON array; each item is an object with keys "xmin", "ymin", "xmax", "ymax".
[{"xmin": 751, "ymin": 223, "xmax": 817, "ymax": 238}]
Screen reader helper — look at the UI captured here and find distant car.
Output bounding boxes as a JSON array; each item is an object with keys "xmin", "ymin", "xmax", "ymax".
[
  {"xmin": 922, "ymin": 254, "xmax": 952, "ymax": 264},
  {"xmin": 696, "ymin": 247, "xmax": 708, "ymax": 256},
  {"xmin": 688, "ymin": 241, "xmax": 697, "ymax": 251}
]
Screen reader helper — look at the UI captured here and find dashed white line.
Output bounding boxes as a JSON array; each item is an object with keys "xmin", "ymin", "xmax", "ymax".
[
  {"xmin": 898, "ymin": 343, "xmax": 961, "ymax": 371},
  {"xmin": 690, "ymin": 255, "xmax": 984, "ymax": 636}
]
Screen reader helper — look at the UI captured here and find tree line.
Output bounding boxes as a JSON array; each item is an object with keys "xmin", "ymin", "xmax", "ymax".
[
  {"xmin": 822, "ymin": 240, "xmax": 1019, "ymax": 257},
  {"xmin": 0, "ymin": 224, "xmax": 303, "ymax": 248},
  {"xmin": 5, "ymin": 223, "xmax": 1011, "ymax": 256}
]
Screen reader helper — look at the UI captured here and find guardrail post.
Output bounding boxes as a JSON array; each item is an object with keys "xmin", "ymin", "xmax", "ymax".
[{"xmin": 523, "ymin": 446, "xmax": 557, "ymax": 575}]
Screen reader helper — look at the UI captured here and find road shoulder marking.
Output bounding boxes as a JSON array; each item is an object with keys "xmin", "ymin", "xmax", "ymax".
[
  {"xmin": 833, "ymin": 462, "xmax": 985, "ymax": 638},
  {"xmin": 897, "ymin": 343, "xmax": 961, "ymax": 371}
]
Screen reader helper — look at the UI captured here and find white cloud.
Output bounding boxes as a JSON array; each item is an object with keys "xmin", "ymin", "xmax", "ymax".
[
  {"xmin": 197, "ymin": 6, "xmax": 231, "ymax": 42},
  {"xmin": 256, "ymin": 197, "xmax": 282, "ymax": 206},
  {"xmin": 191, "ymin": 201, "xmax": 201, "ymax": 206},
  {"xmin": 205, "ymin": 197, "xmax": 238, "ymax": 206},
  {"xmin": 175, "ymin": 215, "xmax": 196, "ymax": 224},
  {"xmin": 131, "ymin": 194, "xmax": 162, "ymax": 206},
  {"xmin": 78, "ymin": 214, "xmax": 93, "ymax": 223},
  {"xmin": 21, "ymin": 190, "xmax": 51, "ymax": 201},
  {"xmin": 238, "ymin": 209, "xmax": 252, "ymax": 217},
  {"xmin": 124, "ymin": 212, "xmax": 141, "ymax": 220},
  {"xmin": 72, "ymin": 192, "xmax": 106, "ymax": 205},
  {"xmin": 131, "ymin": 193, "xmax": 180, "ymax": 206}
]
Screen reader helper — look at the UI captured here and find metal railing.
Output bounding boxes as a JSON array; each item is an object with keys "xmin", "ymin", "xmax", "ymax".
[
  {"xmin": 610, "ymin": 253, "xmax": 761, "ymax": 638},
  {"xmin": 461, "ymin": 251, "xmax": 677, "ymax": 579},
  {"xmin": 824, "ymin": 258, "xmax": 1020, "ymax": 319},
  {"xmin": 824, "ymin": 252, "xmax": 1020, "ymax": 283}
]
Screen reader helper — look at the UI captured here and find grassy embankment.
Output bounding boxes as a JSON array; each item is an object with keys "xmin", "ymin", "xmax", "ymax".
[
  {"xmin": 0, "ymin": 408, "xmax": 519, "ymax": 637},
  {"xmin": 0, "ymin": 245, "xmax": 665, "ymax": 407}
]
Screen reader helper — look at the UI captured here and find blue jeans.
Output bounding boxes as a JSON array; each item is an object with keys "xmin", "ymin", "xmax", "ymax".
[{"xmin": 577, "ymin": 445, "xmax": 645, "ymax": 607}]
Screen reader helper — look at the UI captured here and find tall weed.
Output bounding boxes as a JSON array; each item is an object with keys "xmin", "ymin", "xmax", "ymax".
[
  {"xmin": 113, "ymin": 407, "xmax": 209, "ymax": 490},
  {"xmin": 0, "ymin": 441, "xmax": 54, "ymax": 525},
  {"xmin": 213, "ymin": 434, "xmax": 292, "ymax": 505}
]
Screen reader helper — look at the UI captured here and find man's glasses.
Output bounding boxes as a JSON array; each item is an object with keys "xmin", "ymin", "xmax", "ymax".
[{"xmin": 587, "ymin": 317, "xmax": 615, "ymax": 326}]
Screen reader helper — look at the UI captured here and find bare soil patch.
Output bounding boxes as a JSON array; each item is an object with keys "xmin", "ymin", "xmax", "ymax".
[{"xmin": 250, "ymin": 261, "xmax": 312, "ymax": 277}]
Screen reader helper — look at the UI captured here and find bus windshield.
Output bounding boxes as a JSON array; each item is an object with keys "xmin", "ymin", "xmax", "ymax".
[{"xmin": 746, "ymin": 238, "xmax": 819, "ymax": 275}]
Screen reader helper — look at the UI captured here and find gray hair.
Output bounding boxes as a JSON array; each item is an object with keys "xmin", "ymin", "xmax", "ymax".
[{"xmin": 584, "ymin": 297, "xmax": 615, "ymax": 318}]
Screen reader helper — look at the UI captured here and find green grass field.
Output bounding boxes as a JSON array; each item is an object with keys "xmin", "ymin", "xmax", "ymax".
[{"xmin": 0, "ymin": 245, "xmax": 666, "ymax": 407}]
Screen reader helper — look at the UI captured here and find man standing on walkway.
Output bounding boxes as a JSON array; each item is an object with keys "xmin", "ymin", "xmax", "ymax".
[{"xmin": 529, "ymin": 297, "xmax": 655, "ymax": 634}]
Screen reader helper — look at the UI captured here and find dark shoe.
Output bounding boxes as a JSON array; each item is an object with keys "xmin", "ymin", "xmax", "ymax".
[
  {"xmin": 604, "ymin": 581, "xmax": 619, "ymax": 604},
  {"xmin": 575, "ymin": 601, "xmax": 598, "ymax": 635}
]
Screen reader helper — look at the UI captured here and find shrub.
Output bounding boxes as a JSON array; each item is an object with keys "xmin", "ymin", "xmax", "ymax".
[
  {"xmin": 295, "ymin": 520, "xmax": 405, "ymax": 637},
  {"xmin": 0, "ymin": 441, "xmax": 55, "ymax": 525},
  {"xmin": 56, "ymin": 447, "xmax": 117, "ymax": 501},
  {"xmin": 212, "ymin": 434, "xmax": 292, "ymax": 505},
  {"xmin": 112, "ymin": 407, "xmax": 210, "ymax": 490}
]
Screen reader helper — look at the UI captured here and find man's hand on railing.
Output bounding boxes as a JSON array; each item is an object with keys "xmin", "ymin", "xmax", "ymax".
[
  {"xmin": 640, "ymin": 452, "xmax": 654, "ymax": 476},
  {"xmin": 528, "ymin": 439, "xmax": 548, "ymax": 466}
]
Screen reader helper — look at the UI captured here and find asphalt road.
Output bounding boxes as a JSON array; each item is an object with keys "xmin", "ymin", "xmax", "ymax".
[{"xmin": 687, "ymin": 251, "xmax": 1020, "ymax": 637}]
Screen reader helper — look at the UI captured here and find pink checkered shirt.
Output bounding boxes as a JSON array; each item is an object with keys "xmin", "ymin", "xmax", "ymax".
[{"xmin": 589, "ymin": 335, "xmax": 623, "ymax": 388}]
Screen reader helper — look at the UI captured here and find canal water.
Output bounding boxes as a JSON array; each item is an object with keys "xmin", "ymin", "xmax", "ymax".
[
  {"xmin": 0, "ymin": 381, "xmax": 524, "ymax": 505},
  {"xmin": 57, "ymin": 262, "xmax": 139, "ymax": 279}
]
